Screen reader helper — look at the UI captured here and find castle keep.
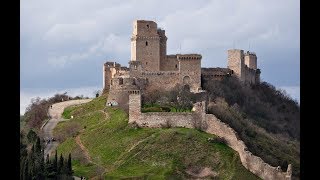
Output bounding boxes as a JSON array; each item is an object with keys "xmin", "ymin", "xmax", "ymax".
[{"xmin": 103, "ymin": 20, "xmax": 261, "ymax": 109}]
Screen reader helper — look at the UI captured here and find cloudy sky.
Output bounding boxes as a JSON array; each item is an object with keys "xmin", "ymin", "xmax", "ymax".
[{"xmin": 20, "ymin": 0, "xmax": 300, "ymax": 114}]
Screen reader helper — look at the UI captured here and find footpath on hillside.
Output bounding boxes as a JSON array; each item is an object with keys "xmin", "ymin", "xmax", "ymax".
[{"xmin": 42, "ymin": 99, "xmax": 92, "ymax": 158}]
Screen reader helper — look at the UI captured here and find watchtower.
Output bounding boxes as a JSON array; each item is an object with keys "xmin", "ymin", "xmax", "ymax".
[
  {"xmin": 131, "ymin": 20, "xmax": 161, "ymax": 71},
  {"xmin": 128, "ymin": 90, "xmax": 141, "ymax": 123},
  {"xmin": 227, "ymin": 49, "xmax": 245, "ymax": 81},
  {"xmin": 244, "ymin": 51, "xmax": 257, "ymax": 70}
]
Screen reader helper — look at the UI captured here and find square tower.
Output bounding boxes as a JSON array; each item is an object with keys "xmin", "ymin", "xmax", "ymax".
[
  {"xmin": 131, "ymin": 20, "xmax": 161, "ymax": 71},
  {"xmin": 227, "ymin": 49, "xmax": 245, "ymax": 81},
  {"xmin": 244, "ymin": 51, "xmax": 257, "ymax": 70}
]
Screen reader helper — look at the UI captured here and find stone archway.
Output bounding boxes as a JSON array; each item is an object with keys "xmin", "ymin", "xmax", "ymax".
[{"xmin": 183, "ymin": 76, "xmax": 191, "ymax": 84}]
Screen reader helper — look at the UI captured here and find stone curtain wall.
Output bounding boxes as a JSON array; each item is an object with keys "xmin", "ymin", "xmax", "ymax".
[
  {"xmin": 160, "ymin": 55, "xmax": 179, "ymax": 71},
  {"xmin": 179, "ymin": 58, "xmax": 201, "ymax": 92},
  {"xmin": 201, "ymin": 68, "xmax": 232, "ymax": 81},
  {"xmin": 136, "ymin": 112, "xmax": 198, "ymax": 128},
  {"xmin": 243, "ymin": 66, "xmax": 257, "ymax": 84},
  {"xmin": 204, "ymin": 114, "xmax": 291, "ymax": 180},
  {"xmin": 128, "ymin": 93, "xmax": 292, "ymax": 180},
  {"xmin": 139, "ymin": 71, "xmax": 181, "ymax": 93}
]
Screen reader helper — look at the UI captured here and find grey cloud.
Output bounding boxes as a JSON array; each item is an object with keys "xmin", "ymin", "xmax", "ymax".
[{"xmin": 21, "ymin": 0, "xmax": 299, "ymax": 99}]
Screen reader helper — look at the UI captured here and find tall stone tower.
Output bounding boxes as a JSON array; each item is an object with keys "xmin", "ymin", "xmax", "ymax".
[
  {"xmin": 128, "ymin": 90, "xmax": 141, "ymax": 123},
  {"xmin": 244, "ymin": 51, "xmax": 257, "ymax": 70},
  {"xmin": 227, "ymin": 49, "xmax": 245, "ymax": 81},
  {"xmin": 131, "ymin": 20, "xmax": 161, "ymax": 71},
  {"xmin": 158, "ymin": 28, "xmax": 167, "ymax": 69},
  {"xmin": 102, "ymin": 62, "xmax": 119, "ymax": 93}
]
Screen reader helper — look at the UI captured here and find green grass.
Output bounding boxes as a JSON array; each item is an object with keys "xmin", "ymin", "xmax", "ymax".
[
  {"xmin": 62, "ymin": 107, "xmax": 73, "ymax": 119},
  {"xmin": 55, "ymin": 95, "xmax": 259, "ymax": 179}
]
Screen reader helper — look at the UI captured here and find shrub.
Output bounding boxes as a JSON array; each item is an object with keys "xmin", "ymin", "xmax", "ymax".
[
  {"xmin": 208, "ymin": 136, "xmax": 227, "ymax": 145},
  {"xmin": 141, "ymin": 107, "xmax": 163, "ymax": 113}
]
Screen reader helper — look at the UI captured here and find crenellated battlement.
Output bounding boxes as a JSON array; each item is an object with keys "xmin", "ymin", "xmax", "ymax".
[
  {"xmin": 177, "ymin": 54, "xmax": 202, "ymax": 60},
  {"xmin": 227, "ymin": 49, "xmax": 260, "ymax": 84}
]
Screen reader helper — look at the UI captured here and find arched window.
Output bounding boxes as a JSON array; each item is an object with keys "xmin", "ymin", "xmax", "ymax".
[
  {"xmin": 146, "ymin": 41, "xmax": 148, "ymax": 46},
  {"xmin": 146, "ymin": 24, "xmax": 149, "ymax": 28},
  {"xmin": 183, "ymin": 76, "xmax": 191, "ymax": 84},
  {"xmin": 175, "ymin": 64, "xmax": 178, "ymax": 68}
]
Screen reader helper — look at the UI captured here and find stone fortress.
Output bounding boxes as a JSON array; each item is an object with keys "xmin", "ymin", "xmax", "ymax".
[
  {"xmin": 103, "ymin": 20, "xmax": 260, "ymax": 109},
  {"xmin": 102, "ymin": 20, "xmax": 291, "ymax": 179}
]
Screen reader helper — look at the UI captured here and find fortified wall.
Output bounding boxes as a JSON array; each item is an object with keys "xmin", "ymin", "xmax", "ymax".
[
  {"xmin": 102, "ymin": 20, "xmax": 261, "ymax": 112},
  {"xmin": 201, "ymin": 67, "xmax": 232, "ymax": 81},
  {"xmin": 128, "ymin": 91, "xmax": 292, "ymax": 180},
  {"xmin": 103, "ymin": 20, "xmax": 203, "ymax": 109}
]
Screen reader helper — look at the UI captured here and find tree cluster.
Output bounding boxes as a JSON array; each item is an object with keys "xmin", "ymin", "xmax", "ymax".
[
  {"xmin": 203, "ymin": 77, "xmax": 300, "ymax": 140},
  {"xmin": 142, "ymin": 84, "xmax": 197, "ymax": 112},
  {"xmin": 23, "ymin": 92, "xmax": 89, "ymax": 131},
  {"xmin": 20, "ymin": 130, "xmax": 73, "ymax": 180}
]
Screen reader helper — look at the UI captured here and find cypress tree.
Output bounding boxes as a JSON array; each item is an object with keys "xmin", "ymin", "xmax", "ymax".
[
  {"xmin": 58, "ymin": 154, "xmax": 64, "ymax": 174},
  {"xmin": 38, "ymin": 150, "xmax": 45, "ymax": 179},
  {"xmin": 67, "ymin": 153, "xmax": 72, "ymax": 175},
  {"xmin": 23, "ymin": 158, "xmax": 29, "ymax": 180},
  {"xmin": 53, "ymin": 150, "xmax": 58, "ymax": 173},
  {"xmin": 35, "ymin": 137, "xmax": 41, "ymax": 155},
  {"xmin": 29, "ymin": 145, "xmax": 35, "ymax": 179},
  {"xmin": 46, "ymin": 154, "xmax": 50, "ymax": 164},
  {"xmin": 30, "ymin": 144, "xmax": 35, "ymax": 157}
]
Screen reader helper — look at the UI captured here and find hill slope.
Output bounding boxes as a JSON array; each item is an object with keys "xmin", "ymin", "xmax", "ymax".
[
  {"xmin": 54, "ymin": 95, "xmax": 259, "ymax": 179},
  {"xmin": 202, "ymin": 77, "xmax": 300, "ymax": 178}
]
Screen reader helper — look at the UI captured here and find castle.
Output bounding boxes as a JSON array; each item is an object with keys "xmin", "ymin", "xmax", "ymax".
[
  {"xmin": 100, "ymin": 20, "xmax": 292, "ymax": 179},
  {"xmin": 102, "ymin": 20, "xmax": 261, "ymax": 109}
]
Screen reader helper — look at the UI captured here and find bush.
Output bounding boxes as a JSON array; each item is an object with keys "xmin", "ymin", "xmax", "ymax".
[
  {"xmin": 141, "ymin": 107, "xmax": 163, "ymax": 113},
  {"xmin": 203, "ymin": 77, "xmax": 300, "ymax": 177},
  {"xmin": 208, "ymin": 136, "xmax": 227, "ymax": 145},
  {"xmin": 24, "ymin": 92, "xmax": 83, "ymax": 130},
  {"xmin": 161, "ymin": 106, "xmax": 171, "ymax": 112}
]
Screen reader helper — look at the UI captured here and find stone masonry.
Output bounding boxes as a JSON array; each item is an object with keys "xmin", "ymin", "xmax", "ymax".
[
  {"xmin": 128, "ymin": 91, "xmax": 292, "ymax": 180},
  {"xmin": 103, "ymin": 20, "xmax": 261, "ymax": 109}
]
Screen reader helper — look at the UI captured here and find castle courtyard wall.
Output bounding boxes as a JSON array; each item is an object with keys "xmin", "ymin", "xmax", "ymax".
[
  {"xmin": 179, "ymin": 59, "xmax": 201, "ymax": 92},
  {"xmin": 128, "ymin": 93, "xmax": 292, "ymax": 180},
  {"xmin": 136, "ymin": 112, "xmax": 198, "ymax": 128},
  {"xmin": 138, "ymin": 71, "xmax": 182, "ymax": 92},
  {"xmin": 160, "ymin": 55, "xmax": 179, "ymax": 71},
  {"xmin": 131, "ymin": 112, "xmax": 292, "ymax": 180}
]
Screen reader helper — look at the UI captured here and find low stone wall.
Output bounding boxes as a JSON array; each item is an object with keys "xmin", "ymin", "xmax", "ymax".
[
  {"xmin": 204, "ymin": 114, "xmax": 291, "ymax": 180},
  {"xmin": 128, "ymin": 93, "xmax": 292, "ymax": 179},
  {"xmin": 132, "ymin": 112, "xmax": 291, "ymax": 180},
  {"xmin": 136, "ymin": 112, "xmax": 198, "ymax": 128}
]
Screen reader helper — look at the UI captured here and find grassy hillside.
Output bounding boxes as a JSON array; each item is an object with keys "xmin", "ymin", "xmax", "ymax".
[
  {"xmin": 202, "ymin": 77, "xmax": 300, "ymax": 178},
  {"xmin": 54, "ymin": 95, "xmax": 259, "ymax": 179}
]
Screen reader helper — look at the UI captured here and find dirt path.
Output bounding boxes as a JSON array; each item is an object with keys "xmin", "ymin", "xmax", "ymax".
[
  {"xmin": 113, "ymin": 134, "xmax": 154, "ymax": 169},
  {"xmin": 75, "ymin": 132, "xmax": 92, "ymax": 163},
  {"xmin": 43, "ymin": 99, "xmax": 92, "ymax": 158},
  {"xmin": 75, "ymin": 109, "xmax": 110, "ymax": 179},
  {"xmin": 74, "ymin": 109, "xmax": 109, "ymax": 164},
  {"xmin": 186, "ymin": 167, "xmax": 218, "ymax": 178}
]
